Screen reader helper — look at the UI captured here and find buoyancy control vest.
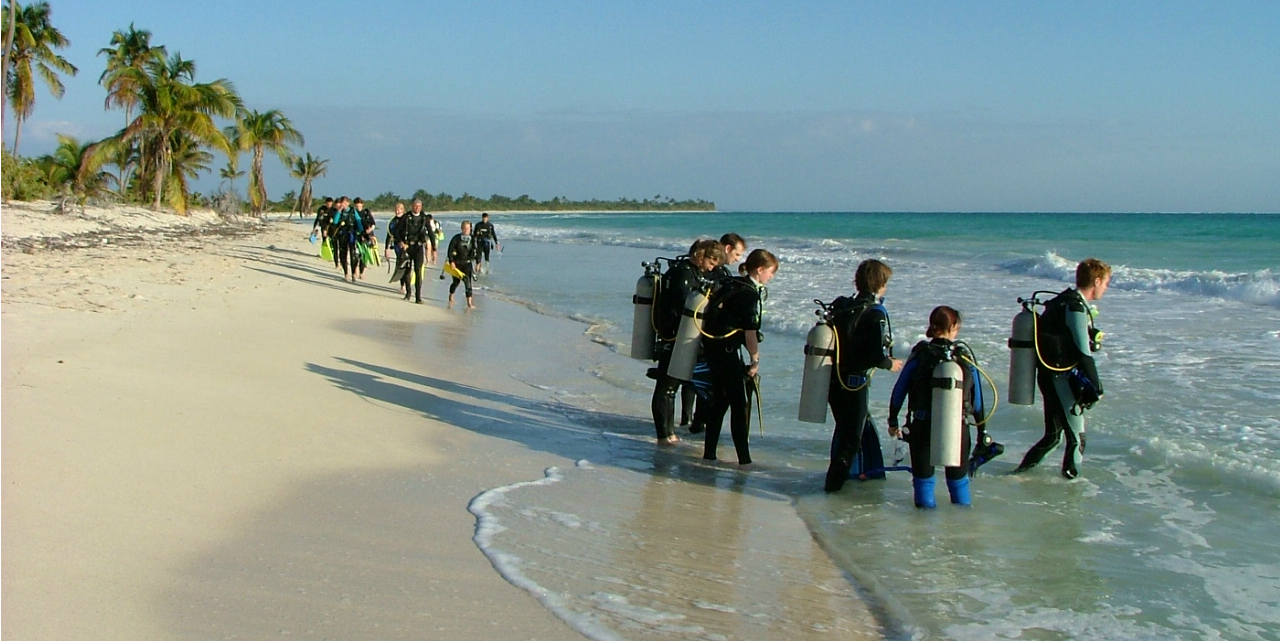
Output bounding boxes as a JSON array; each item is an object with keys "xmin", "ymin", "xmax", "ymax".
[
  {"xmin": 904, "ymin": 340, "xmax": 976, "ymax": 425},
  {"xmin": 700, "ymin": 276, "xmax": 762, "ymax": 347},
  {"xmin": 829, "ymin": 294, "xmax": 892, "ymax": 386},
  {"xmin": 654, "ymin": 257, "xmax": 706, "ymax": 340}
]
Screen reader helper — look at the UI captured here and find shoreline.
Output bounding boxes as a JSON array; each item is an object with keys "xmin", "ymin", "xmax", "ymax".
[{"xmin": 2, "ymin": 201, "xmax": 884, "ymax": 640}]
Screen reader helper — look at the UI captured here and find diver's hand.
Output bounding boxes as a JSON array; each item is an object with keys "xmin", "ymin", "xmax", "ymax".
[
  {"xmin": 887, "ymin": 424, "xmax": 902, "ymax": 439},
  {"xmin": 889, "ymin": 358, "xmax": 904, "ymax": 373}
]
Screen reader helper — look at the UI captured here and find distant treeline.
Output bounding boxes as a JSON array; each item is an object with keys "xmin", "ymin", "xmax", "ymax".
[{"xmin": 307, "ymin": 191, "xmax": 716, "ymax": 213}]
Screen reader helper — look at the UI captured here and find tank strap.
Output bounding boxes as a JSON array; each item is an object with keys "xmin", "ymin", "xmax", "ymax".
[
  {"xmin": 1008, "ymin": 338, "xmax": 1035, "ymax": 348},
  {"xmin": 633, "ymin": 295, "xmax": 653, "ymax": 305},
  {"xmin": 931, "ymin": 377, "xmax": 958, "ymax": 390},
  {"xmin": 805, "ymin": 344, "xmax": 836, "ymax": 357}
]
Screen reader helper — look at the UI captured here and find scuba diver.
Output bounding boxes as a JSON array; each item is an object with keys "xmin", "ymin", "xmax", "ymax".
[
  {"xmin": 700, "ymin": 248, "xmax": 778, "ymax": 466},
  {"xmin": 887, "ymin": 306, "xmax": 993, "ymax": 507},
  {"xmin": 650, "ymin": 240, "xmax": 725, "ymax": 444},
  {"xmin": 353, "ymin": 197, "xmax": 375, "ymax": 280},
  {"xmin": 1015, "ymin": 258, "xmax": 1111, "ymax": 479},
  {"xmin": 312, "ymin": 197, "xmax": 339, "ymax": 269},
  {"xmin": 446, "ymin": 220, "xmax": 479, "ymax": 309},
  {"xmin": 686, "ymin": 232, "xmax": 748, "ymax": 434},
  {"xmin": 472, "ymin": 212, "xmax": 500, "ymax": 274},
  {"xmin": 397, "ymin": 200, "xmax": 430, "ymax": 303},
  {"xmin": 330, "ymin": 197, "xmax": 362, "ymax": 282},
  {"xmin": 386, "ymin": 202, "xmax": 407, "ymax": 294},
  {"xmin": 824, "ymin": 259, "xmax": 904, "ymax": 493}
]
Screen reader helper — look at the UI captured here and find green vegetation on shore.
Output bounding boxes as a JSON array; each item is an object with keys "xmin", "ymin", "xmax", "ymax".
[
  {"xmin": 1, "ymin": 1, "xmax": 713, "ymax": 215},
  {"xmin": 350, "ymin": 191, "xmax": 714, "ymax": 213}
]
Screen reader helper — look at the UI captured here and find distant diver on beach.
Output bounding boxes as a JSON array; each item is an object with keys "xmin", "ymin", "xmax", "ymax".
[
  {"xmin": 473, "ymin": 212, "xmax": 500, "ymax": 275},
  {"xmin": 312, "ymin": 197, "xmax": 340, "ymax": 269},
  {"xmin": 824, "ymin": 259, "xmax": 904, "ymax": 493},
  {"xmin": 396, "ymin": 199, "xmax": 430, "ymax": 303},
  {"xmin": 331, "ymin": 196, "xmax": 362, "ymax": 282},
  {"xmin": 699, "ymin": 248, "xmax": 778, "ymax": 466},
  {"xmin": 1014, "ymin": 258, "xmax": 1111, "ymax": 479},
  {"xmin": 446, "ymin": 220, "xmax": 478, "ymax": 309},
  {"xmin": 888, "ymin": 306, "xmax": 994, "ymax": 507},
  {"xmin": 353, "ymin": 197, "xmax": 375, "ymax": 280},
  {"xmin": 425, "ymin": 214, "xmax": 440, "ymax": 266},
  {"xmin": 386, "ymin": 202, "xmax": 406, "ymax": 292},
  {"xmin": 650, "ymin": 240, "xmax": 723, "ymax": 444}
]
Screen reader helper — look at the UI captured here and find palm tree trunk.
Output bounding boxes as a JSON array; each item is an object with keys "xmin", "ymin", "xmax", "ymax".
[
  {"xmin": 252, "ymin": 147, "xmax": 266, "ymax": 216},
  {"xmin": 12, "ymin": 113, "xmax": 24, "ymax": 158},
  {"xmin": 152, "ymin": 149, "xmax": 168, "ymax": 211}
]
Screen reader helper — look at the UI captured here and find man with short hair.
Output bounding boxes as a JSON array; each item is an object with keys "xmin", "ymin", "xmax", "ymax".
[{"xmin": 1015, "ymin": 258, "xmax": 1112, "ymax": 479}]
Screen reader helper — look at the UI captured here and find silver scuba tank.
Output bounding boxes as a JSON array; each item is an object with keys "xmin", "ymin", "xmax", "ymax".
[
  {"xmin": 798, "ymin": 319, "xmax": 835, "ymax": 423},
  {"xmin": 630, "ymin": 263, "xmax": 659, "ymax": 360},
  {"xmin": 1007, "ymin": 302, "xmax": 1038, "ymax": 405},
  {"xmin": 667, "ymin": 289, "xmax": 708, "ymax": 381},
  {"xmin": 930, "ymin": 356, "xmax": 964, "ymax": 468}
]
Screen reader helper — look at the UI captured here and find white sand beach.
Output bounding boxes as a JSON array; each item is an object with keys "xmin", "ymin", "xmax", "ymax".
[{"xmin": 2, "ymin": 202, "xmax": 880, "ymax": 640}]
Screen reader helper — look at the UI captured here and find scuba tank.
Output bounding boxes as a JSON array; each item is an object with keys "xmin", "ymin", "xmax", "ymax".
[
  {"xmin": 798, "ymin": 300, "xmax": 836, "ymax": 423},
  {"xmin": 930, "ymin": 349, "xmax": 964, "ymax": 468},
  {"xmin": 630, "ymin": 260, "xmax": 662, "ymax": 360},
  {"xmin": 667, "ymin": 288, "xmax": 709, "ymax": 382},
  {"xmin": 1007, "ymin": 297, "xmax": 1038, "ymax": 405}
]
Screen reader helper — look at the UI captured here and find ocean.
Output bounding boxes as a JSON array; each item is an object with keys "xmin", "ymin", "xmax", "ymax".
[{"xmin": 437, "ymin": 211, "xmax": 1280, "ymax": 640}]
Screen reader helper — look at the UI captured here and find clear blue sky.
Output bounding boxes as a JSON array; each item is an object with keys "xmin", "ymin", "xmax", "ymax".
[{"xmin": 12, "ymin": 0, "xmax": 1280, "ymax": 212}]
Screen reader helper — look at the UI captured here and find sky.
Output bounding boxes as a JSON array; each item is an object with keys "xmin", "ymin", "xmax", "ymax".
[{"xmin": 8, "ymin": 0, "xmax": 1280, "ymax": 212}]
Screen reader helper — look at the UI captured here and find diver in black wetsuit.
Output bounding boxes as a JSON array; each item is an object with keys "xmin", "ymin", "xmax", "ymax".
[
  {"xmin": 1016, "ymin": 258, "xmax": 1111, "ymax": 479},
  {"xmin": 824, "ymin": 259, "xmax": 904, "ymax": 493},
  {"xmin": 888, "ymin": 306, "xmax": 990, "ymax": 507},
  {"xmin": 650, "ymin": 240, "xmax": 724, "ymax": 444},
  {"xmin": 397, "ymin": 200, "xmax": 429, "ymax": 303},
  {"xmin": 686, "ymin": 233, "xmax": 747, "ymax": 434},
  {"xmin": 331, "ymin": 197, "xmax": 361, "ymax": 282},
  {"xmin": 700, "ymin": 249, "xmax": 778, "ymax": 466},
  {"xmin": 446, "ymin": 221, "xmax": 478, "ymax": 309},
  {"xmin": 312, "ymin": 197, "xmax": 339, "ymax": 269},
  {"xmin": 472, "ymin": 213, "xmax": 500, "ymax": 274}
]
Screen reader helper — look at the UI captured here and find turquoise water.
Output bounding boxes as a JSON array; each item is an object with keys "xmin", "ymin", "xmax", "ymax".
[{"xmin": 453, "ymin": 211, "xmax": 1280, "ymax": 640}]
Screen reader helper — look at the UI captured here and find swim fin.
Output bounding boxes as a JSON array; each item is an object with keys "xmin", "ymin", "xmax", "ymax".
[{"xmin": 969, "ymin": 437, "xmax": 1005, "ymax": 477}]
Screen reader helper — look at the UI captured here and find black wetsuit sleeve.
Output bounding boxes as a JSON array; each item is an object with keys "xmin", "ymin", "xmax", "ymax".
[{"xmin": 853, "ymin": 307, "xmax": 895, "ymax": 370}]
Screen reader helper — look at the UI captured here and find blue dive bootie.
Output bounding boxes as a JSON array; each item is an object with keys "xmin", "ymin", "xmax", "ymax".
[
  {"xmin": 913, "ymin": 477, "xmax": 937, "ymax": 509},
  {"xmin": 946, "ymin": 476, "xmax": 972, "ymax": 506}
]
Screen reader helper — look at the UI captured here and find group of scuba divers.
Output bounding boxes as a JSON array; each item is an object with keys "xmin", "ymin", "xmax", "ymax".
[
  {"xmin": 311, "ymin": 196, "xmax": 501, "ymax": 309},
  {"xmin": 634, "ymin": 237, "xmax": 1112, "ymax": 509}
]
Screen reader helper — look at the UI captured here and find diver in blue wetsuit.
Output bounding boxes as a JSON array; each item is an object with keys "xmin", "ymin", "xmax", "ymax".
[
  {"xmin": 888, "ymin": 306, "xmax": 990, "ymax": 507},
  {"xmin": 1016, "ymin": 258, "xmax": 1111, "ymax": 479}
]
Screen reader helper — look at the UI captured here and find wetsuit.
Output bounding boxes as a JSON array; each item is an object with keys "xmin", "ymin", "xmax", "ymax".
[
  {"xmin": 889, "ymin": 339, "xmax": 988, "ymax": 507},
  {"xmin": 425, "ymin": 216, "xmax": 439, "ymax": 260},
  {"xmin": 824, "ymin": 292, "xmax": 896, "ymax": 492},
  {"xmin": 700, "ymin": 275, "xmax": 764, "ymax": 464},
  {"xmin": 446, "ymin": 232, "xmax": 477, "ymax": 298},
  {"xmin": 332, "ymin": 206, "xmax": 361, "ymax": 277},
  {"xmin": 649, "ymin": 258, "xmax": 711, "ymax": 441},
  {"xmin": 473, "ymin": 220, "xmax": 498, "ymax": 267},
  {"xmin": 313, "ymin": 205, "xmax": 339, "ymax": 268},
  {"xmin": 386, "ymin": 214, "xmax": 404, "ymax": 263},
  {"xmin": 355, "ymin": 207, "xmax": 375, "ymax": 275},
  {"xmin": 399, "ymin": 212, "xmax": 429, "ymax": 302},
  {"xmin": 1017, "ymin": 288, "xmax": 1104, "ymax": 479}
]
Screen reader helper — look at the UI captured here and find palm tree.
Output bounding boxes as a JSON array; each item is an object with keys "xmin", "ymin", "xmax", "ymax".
[
  {"xmin": 36, "ymin": 134, "xmax": 115, "ymax": 209},
  {"xmin": 161, "ymin": 132, "xmax": 213, "ymax": 213},
  {"xmin": 219, "ymin": 158, "xmax": 243, "ymax": 193},
  {"xmin": 92, "ymin": 51, "xmax": 240, "ymax": 212},
  {"xmin": 98, "ymin": 23, "xmax": 164, "ymax": 196},
  {"xmin": 1, "ymin": 0, "xmax": 17, "ymax": 135},
  {"xmin": 288, "ymin": 152, "xmax": 327, "ymax": 219},
  {"xmin": 2, "ymin": 1, "xmax": 77, "ymax": 157},
  {"xmin": 230, "ymin": 108, "xmax": 303, "ymax": 216}
]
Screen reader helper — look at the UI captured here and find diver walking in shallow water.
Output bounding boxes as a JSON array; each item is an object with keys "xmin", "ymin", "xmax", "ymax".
[
  {"xmin": 1015, "ymin": 258, "xmax": 1111, "ymax": 479},
  {"xmin": 650, "ymin": 240, "xmax": 723, "ymax": 444},
  {"xmin": 446, "ymin": 221, "xmax": 479, "ymax": 309},
  {"xmin": 700, "ymin": 248, "xmax": 778, "ymax": 466},
  {"xmin": 824, "ymin": 259, "xmax": 904, "ymax": 493},
  {"xmin": 888, "ymin": 306, "xmax": 990, "ymax": 507}
]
